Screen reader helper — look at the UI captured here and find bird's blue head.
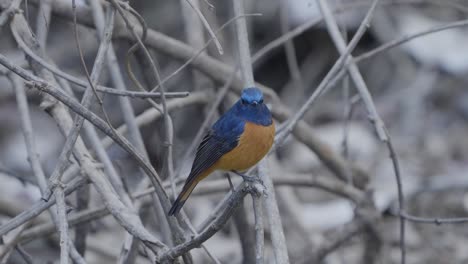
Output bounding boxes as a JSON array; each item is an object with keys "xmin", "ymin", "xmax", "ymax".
[
  {"xmin": 234, "ymin": 87, "xmax": 272, "ymax": 126},
  {"xmin": 241, "ymin": 87, "xmax": 264, "ymax": 105}
]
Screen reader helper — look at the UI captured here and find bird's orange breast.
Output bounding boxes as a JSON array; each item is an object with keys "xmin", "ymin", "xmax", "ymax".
[{"xmin": 214, "ymin": 121, "xmax": 275, "ymax": 171}]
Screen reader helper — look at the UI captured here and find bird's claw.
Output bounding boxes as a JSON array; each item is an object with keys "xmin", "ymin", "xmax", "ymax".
[
  {"xmin": 238, "ymin": 173, "xmax": 264, "ymax": 186},
  {"xmin": 245, "ymin": 181, "xmax": 266, "ymax": 197},
  {"xmin": 243, "ymin": 176, "xmax": 266, "ymax": 196},
  {"xmin": 231, "ymin": 171, "xmax": 266, "ymax": 196}
]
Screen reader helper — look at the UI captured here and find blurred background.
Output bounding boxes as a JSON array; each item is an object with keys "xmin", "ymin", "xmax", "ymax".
[{"xmin": 1, "ymin": 0, "xmax": 468, "ymax": 263}]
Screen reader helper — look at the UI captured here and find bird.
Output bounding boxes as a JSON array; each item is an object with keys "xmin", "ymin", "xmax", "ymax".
[{"xmin": 168, "ymin": 87, "xmax": 275, "ymax": 216}]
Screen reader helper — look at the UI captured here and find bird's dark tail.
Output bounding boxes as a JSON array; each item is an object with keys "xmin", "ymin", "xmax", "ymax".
[
  {"xmin": 168, "ymin": 198, "xmax": 185, "ymax": 216},
  {"xmin": 168, "ymin": 178, "xmax": 200, "ymax": 216}
]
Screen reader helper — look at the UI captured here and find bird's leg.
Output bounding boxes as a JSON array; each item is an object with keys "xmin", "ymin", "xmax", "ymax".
[
  {"xmin": 232, "ymin": 170, "xmax": 266, "ymax": 196},
  {"xmin": 225, "ymin": 173, "xmax": 235, "ymax": 192},
  {"xmin": 231, "ymin": 170, "xmax": 264, "ymax": 186}
]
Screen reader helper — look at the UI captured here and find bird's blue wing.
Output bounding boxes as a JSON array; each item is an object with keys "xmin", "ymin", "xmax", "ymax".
[
  {"xmin": 186, "ymin": 112, "xmax": 245, "ymax": 181},
  {"xmin": 168, "ymin": 106, "xmax": 245, "ymax": 216}
]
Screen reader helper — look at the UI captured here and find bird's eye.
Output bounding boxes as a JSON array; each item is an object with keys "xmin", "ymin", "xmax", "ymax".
[
  {"xmin": 241, "ymin": 99, "xmax": 247, "ymax": 105},
  {"xmin": 259, "ymin": 99, "xmax": 264, "ymax": 104}
]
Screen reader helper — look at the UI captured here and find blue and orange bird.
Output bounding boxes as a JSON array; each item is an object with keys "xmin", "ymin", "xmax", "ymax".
[{"xmin": 168, "ymin": 87, "xmax": 275, "ymax": 216}]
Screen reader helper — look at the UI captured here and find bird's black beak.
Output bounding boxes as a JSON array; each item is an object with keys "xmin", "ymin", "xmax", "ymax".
[{"xmin": 252, "ymin": 101, "xmax": 258, "ymax": 106}]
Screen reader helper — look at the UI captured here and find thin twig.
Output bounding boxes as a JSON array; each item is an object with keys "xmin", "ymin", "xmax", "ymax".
[
  {"xmin": 385, "ymin": 134, "xmax": 406, "ymax": 263},
  {"xmin": 400, "ymin": 212, "xmax": 468, "ymax": 225},
  {"xmin": 252, "ymin": 194, "xmax": 264, "ymax": 264},
  {"xmin": 55, "ymin": 184, "xmax": 70, "ymax": 264},
  {"xmin": 14, "ymin": 245, "xmax": 34, "ymax": 264},
  {"xmin": 183, "ymin": 0, "xmax": 223, "ymax": 54}
]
